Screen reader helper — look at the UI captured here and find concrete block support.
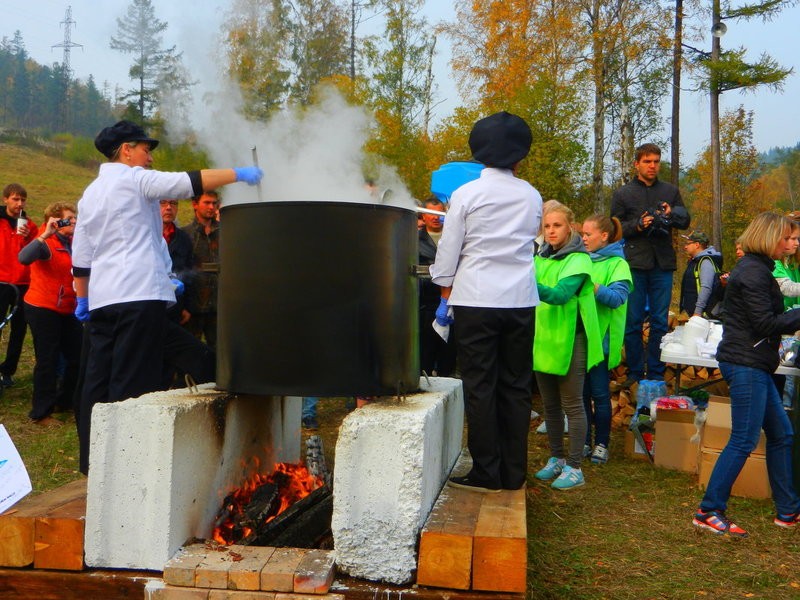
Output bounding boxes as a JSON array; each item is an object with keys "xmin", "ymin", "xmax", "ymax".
[
  {"xmin": 331, "ymin": 377, "xmax": 464, "ymax": 584},
  {"xmin": 85, "ymin": 385, "xmax": 301, "ymax": 570}
]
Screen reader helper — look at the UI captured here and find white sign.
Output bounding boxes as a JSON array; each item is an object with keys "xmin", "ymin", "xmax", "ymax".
[{"xmin": 0, "ymin": 424, "xmax": 32, "ymax": 513}]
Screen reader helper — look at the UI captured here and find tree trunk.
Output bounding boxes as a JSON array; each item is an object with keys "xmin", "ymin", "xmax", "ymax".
[
  {"xmin": 591, "ymin": 0, "xmax": 606, "ymax": 214},
  {"xmin": 711, "ymin": 0, "xmax": 722, "ymax": 249},
  {"xmin": 670, "ymin": 0, "xmax": 683, "ymax": 186}
]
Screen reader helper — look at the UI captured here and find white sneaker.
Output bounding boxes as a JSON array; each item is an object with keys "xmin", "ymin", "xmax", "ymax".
[
  {"xmin": 535, "ymin": 415, "xmax": 569, "ymax": 435},
  {"xmin": 590, "ymin": 444, "xmax": 609, "ymax": 464}
]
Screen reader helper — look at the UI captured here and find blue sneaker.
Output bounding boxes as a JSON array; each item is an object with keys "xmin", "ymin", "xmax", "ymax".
[
  {"xmin": 582, "ymin": 444, "xmax": 592, "ymax": 458},
  {"xmin": 551, "ymin": 465, "xmax": 585, "ymax": 490},
  {"xmin": 534, "ymin": 457, "xmax": 565, "ymax": 481}
]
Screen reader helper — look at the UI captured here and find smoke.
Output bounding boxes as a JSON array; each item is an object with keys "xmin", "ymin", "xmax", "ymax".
[{"xmin": 160, "ymin": 9, "xmax": 416, "ymax": 210}]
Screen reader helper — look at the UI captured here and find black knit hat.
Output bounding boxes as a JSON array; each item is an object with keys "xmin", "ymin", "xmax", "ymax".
[
  {"xmin": 468, "ymin": 111, "xmax": 532, "ymax": 169},
  {"xmin": 94, "ymin": 120, "xmax": 160, "ymax": 158}
]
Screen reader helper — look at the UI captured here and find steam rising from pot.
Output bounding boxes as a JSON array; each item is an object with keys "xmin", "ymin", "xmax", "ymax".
[{"xmin": 160, "ymin": 14, "xmax": 416, "ymax": 210}]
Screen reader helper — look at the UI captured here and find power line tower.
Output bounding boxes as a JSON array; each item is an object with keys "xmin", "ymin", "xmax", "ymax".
[{"xmin": 52, "ymin": 5, "xmax": 82, "ymax": 131}]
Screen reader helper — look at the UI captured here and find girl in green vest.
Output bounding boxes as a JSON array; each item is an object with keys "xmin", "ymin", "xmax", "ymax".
[
  {"xmin": 581, "ymin": 215, "xmax": 632, "ymax": 464},
  {"xmin": 533, "ymin": 204, "xmax": 603, "ymax": 490}
]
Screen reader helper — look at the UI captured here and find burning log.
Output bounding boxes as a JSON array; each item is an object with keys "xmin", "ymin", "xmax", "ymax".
[{"xmin": 213, "ymin": 462, "xmax": 326, "ymax": 547}]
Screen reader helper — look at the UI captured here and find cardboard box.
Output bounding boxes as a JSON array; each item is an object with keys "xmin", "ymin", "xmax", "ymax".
[
  {"xmin": 703, "ymin": 395, "xmax": 767, "ymax": 455},
  {"xmin": 699, "ymin": 448, "xmax": 771, "ymax": 499},
  {"xmin": 654, "ymin": 409, "xmax": 700, "ymax": 473},
  {"xmin": 624, "ymin": 429, "xmax": 652, "ymax": 462}
]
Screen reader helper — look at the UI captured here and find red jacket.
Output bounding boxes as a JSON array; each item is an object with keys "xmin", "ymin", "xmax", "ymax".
[
  {"xmin": 24, "ymin": 236, "xmax": 76, "ymax": 314},
  {"xmin": 0, "ymin": 210, "xmax": 38, "ymax": 285}
]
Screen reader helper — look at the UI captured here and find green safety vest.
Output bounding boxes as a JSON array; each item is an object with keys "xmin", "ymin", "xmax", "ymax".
[
  {"xmin": 589, "ymin": 256, "xmax": 632, "ymax": 369},
  {"xmin": 534, "ymin": 252, "xmax": 603, "ymax": 375}
]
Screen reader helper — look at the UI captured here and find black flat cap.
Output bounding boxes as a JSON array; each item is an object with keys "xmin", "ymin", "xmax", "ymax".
[
  {"xmin": 468, "ymin": 111, "xmax": 532, "ymax": 169},
  {"xmin": 94, "ymin": 120, "xmax": 159, "ymax": 158}
]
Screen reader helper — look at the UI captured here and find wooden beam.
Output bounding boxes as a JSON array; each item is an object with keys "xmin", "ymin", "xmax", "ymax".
[
  {"xmin": 416, "ymin": 484, "xmax": 483, "ymax": 590},
  {"xmin": 0, "ymin": 478, "xmax": 86, "ymax": 568},
  {"xmin": 472, "ymin": 489, "xmax": 527, "ymax": 593}
]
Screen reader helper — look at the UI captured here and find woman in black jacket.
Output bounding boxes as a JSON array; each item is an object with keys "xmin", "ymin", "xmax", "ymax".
[{"xmin": 693, "ymin": 212, "xmax": 800, "ymax": 537}]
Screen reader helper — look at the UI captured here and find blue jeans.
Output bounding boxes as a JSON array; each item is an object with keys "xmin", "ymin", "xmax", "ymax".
[
  {"xmin": 625, "ymin": 268, "xmax": 673, "ymax": 381},
  {"xmin": 583, "ymin": 357, "xmax": 611, "ymax": 448},
  {"xmin": 700, "ymin": 362, "xmax": 800, "ymax": 516},
  {"xmin": 302, "ymin": 397, "xmax": 318, "ymax": 420}
]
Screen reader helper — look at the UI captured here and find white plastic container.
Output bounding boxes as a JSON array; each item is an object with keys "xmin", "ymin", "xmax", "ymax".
[{"xmin": 681, "ymin": 315, "xmax": 710, "ymax": 356}]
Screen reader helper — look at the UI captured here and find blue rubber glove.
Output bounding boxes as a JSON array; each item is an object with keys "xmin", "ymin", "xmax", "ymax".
[
  {"xmin": 435, "ymin": 297, "xmax": 453, "ymax": 326},
  {"xmin": 75, "ymin": 297, "xmax": 90, "ymax": 322},
  {"xmin": 234, "ymin": 166, "xmax": 264, "ymax": 185},
  {"xmin": 171, "ymin": 277, "xmax": 185, "ymax": 296}
]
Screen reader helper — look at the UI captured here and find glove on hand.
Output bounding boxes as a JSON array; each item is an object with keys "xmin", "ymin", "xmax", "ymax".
[
  {"xmin": 171, "ymin": 278, "xmax": 185, "ymax": 296},
  {"xmin": 234, "ymin": 166, "xmax": 264, "ymax": 185},
  {"xmin": 435, "ymin": 297, "xmax": 454, "ymax": 326},
  {"xmin": 75, "ymin": 297, "xmax": 90, "ymax": 322}
]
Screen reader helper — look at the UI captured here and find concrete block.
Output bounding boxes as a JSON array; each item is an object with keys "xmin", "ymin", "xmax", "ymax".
[
  {"xmin": 85, "ymin": 385, "xmax": 301, "ymax": 570},
  {"xmin": 331, "ymin": 377, "xmax": 463, "ymax": 584}
]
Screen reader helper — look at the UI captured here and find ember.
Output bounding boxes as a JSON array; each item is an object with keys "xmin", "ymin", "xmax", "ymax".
[{"xmin": 213, "ymin": 462, "xmax": 323, "ymax": 545}]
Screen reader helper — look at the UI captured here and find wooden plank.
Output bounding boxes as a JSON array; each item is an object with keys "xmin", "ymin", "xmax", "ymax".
[
  {"xmin": 471, "ymin": 488, "xmax": 527, "ymax": 593},
  {"xmin": 275, "ymin": 595, "xmax": 345, "ymax": 600},
  {"xmin": 34, "ymin": 496, "xmax": 85, "ymax": 570},
  {"xmin": 148, "ymin": 583, "xmax": 210, "ymax": 599},
  {"xmin": 196, "ymin": 547, "xmax": 236, "ymax": 589},
  {"xmin": 0, "ymin": 567, "xmax": 157, "ymax": 600},
  {"xmin": 417, "ymin": 483, "xmax": 483, "ymax": 590},
  {"xmin": 292, "ymin": 549, "xmax": 335, "ymax": 594},
  {"xmin": 228, "ymin": 546, "xmax": 276, "ymax": 591},
  {"xmin": 260, "ymin": 548, "xmax": 309, "ymax": 592},
  {"xmin": 0, "ymin": 478, "xmax": 87, "ymax": 568},
  {"xmin": 209, "ymin": 590, "xmax": 277, "ymax": 600},
  {"xmin": 164, "ymin": 545, "xmax": 212, "ymax": 587},
  {"xmin": 0, "ymin": 568, "xmax": 524, "ymax": 600}
]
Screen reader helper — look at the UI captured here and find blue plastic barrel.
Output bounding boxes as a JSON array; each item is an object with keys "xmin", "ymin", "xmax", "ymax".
[{"xmin": 430, "ymin": 161, "xmax": 484, "ymax": 203}]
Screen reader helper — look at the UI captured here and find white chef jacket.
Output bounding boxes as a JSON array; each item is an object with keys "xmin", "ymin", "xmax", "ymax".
[
  {"xmin": 429, "ymin": 167, "xmax": 542, "ymax": 308},
  {"xmin": 72, "ymin": 162, "xmax": 194, "ymax": 311}
]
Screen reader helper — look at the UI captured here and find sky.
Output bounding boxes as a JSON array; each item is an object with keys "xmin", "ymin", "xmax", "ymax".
[{"xmin": 3, "ymin": 0, "xmax": 800, "ymax": 167}]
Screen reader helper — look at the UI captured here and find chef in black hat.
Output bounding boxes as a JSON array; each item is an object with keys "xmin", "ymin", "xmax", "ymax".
[
  {"xmin": 429, "ymin": 111, "xmax": 543, "ymax": 493},
  {"xmin": 72, "ymin": 120, "xmax": 263, "ymax": 475}
]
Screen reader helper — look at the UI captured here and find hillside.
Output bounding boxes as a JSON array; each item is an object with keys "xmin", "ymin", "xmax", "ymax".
[
  {"xmin": 0, "ymin": 143, "xmax": 96, "ymax": 221},
  {"xmin": 0, "ymin": 143, "xmax": 198, "ymax": 224}
]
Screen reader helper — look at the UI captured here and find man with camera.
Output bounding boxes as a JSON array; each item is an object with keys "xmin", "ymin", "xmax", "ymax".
[{"xmin": 611, "ymin": 143, "xmax": 690, "ymax": 387}]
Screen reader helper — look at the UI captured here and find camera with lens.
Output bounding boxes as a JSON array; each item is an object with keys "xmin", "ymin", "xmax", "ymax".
[
  {"xmin": 56, "ymin": 217, "xmax": 72, "ymax": 227},
  {"xmin": 642, "ymin": 203, "xmax": 671, "ymax": 236}
]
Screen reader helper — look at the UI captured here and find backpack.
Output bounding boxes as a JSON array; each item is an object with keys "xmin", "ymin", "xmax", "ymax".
[{"xmin": 695, "ymin": 255, "xmax": 727, "ymax": 316}]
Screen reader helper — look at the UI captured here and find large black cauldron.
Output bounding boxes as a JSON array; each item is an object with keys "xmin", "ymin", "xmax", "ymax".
[{"xmin": 217, "ymin": 201, "xmax": 419, "ymax": 397}]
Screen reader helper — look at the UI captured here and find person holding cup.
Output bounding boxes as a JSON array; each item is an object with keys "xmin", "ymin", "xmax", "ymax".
[{"xmin": 0, "ymin": 183, "xmax": 39, "ymax": 388}]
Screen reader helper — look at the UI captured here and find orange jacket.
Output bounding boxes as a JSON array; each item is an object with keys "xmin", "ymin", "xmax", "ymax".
[
  {"xmin": 24, "ymin": 236, "xmax": 76, "ymax": 314},
  {"xmin": 0, "ymin": 211, "xmax": 38, "ymax": 285}
]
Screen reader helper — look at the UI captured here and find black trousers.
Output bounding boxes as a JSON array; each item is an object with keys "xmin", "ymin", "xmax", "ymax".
[
  {"xmin": 419, "ymin": 307, "xmax": 457, "ymax": 376},
  {"xmin": 78, "ymin": 300, "xmax": 167, "ymax": 474},
  {"xmin": 25, "ymin": 304, "xmax": 82, "ymax": 420},
  {"xmin": 453, "ymin": 306, "xmax": 534, "ymax": 490},
  {"xmin": 0, "ymin": 284, "xmax": 28, "ymax": 377}
]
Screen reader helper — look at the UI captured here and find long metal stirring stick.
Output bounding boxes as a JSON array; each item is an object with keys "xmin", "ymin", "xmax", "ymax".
[{"xmin": 251, "ymin": 145, "xmax": 263, "ymax": 202}]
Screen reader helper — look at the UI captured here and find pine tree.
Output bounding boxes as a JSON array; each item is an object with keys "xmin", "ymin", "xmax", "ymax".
[{"xmin": 110, "ymin": 0, "xmax": 191, "ymax": 123}]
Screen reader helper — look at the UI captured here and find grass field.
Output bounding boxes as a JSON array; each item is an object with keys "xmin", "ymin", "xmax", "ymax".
[{"xmin": 1, "ymin": 143, "xmax": 799, "ymax": 599}]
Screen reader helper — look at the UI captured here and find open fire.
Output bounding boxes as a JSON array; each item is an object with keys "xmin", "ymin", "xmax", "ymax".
[{"xmin": 212, "ymin": 461, "xmax": 323, "ymax": 545}]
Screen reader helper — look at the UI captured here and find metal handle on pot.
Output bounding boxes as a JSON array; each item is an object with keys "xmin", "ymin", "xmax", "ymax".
[{"xmin": 413, "ymin": 264, "xmax": 431, "ymax": 279}]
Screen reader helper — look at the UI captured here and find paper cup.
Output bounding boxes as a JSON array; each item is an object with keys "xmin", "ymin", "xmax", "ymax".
[{"xmin": 16, "ymin": 218, "xmax": 27, "ymax": 234}]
